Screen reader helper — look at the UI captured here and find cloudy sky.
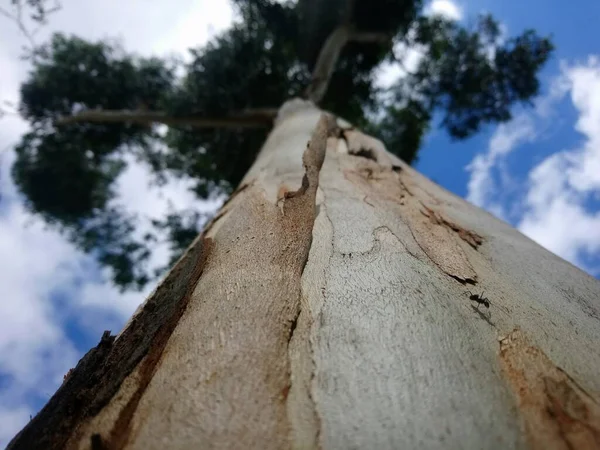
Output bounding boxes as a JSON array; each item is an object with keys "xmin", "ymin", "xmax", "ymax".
[{"xmin": 1, "ymin": 0, "xmax": 599, "ymax": 445}]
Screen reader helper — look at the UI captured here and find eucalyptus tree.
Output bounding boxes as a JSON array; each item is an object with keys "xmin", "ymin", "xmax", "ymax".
[{"xmin": 11, "ymin": 2, "xmax": 599, "ymax": 450}]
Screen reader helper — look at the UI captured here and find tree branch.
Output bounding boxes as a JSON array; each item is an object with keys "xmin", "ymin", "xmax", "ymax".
[
  {"xmin": 305, "ymin": 25, "xmax": 393, "ymax": 104},
  {"xmin": 0, "ymin": 0, "xmax": 62, "ymax": 53},
  {"xmin": 350, "ymin": 31, "xmax": 392, "ymax": 43},
  {"xmin": 55, "ymin": 108, "xmax": 279, "ymax": 129},
  {"xmin": 0, "ymin": 2, "xmax": 36, "ymax": 50},
  {"xmin": 304, "ymin": 26, "xmax": 352, "ymax": 104}
]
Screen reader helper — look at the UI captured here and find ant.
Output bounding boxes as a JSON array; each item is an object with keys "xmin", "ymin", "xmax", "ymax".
[{"xmin": 466, "ymin": 291, "xmax": 490, "ymax": 309}]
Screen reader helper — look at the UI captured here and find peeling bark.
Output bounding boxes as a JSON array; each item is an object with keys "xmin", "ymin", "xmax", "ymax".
[
  {"xmin": 343, "ymin": 158, "xmax": 479, "ymax": 284},
  {"xmin": 9, "ymin": 99, "xmax": 600, "ymax": 450},
  {"xmin": 499, "ymin": 329, "xmax": 600, "ymax": 450},
  {"xmin": 8, "ymin": 235, "xmax": 212, "ymax": 450}
]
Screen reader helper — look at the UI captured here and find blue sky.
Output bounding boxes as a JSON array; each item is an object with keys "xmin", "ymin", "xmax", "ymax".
[
  {"xmin": 0, "ymin": 0, "xmax": 599, "ymax": 445},
  {"xmin": 413, "ymin": 0, "xmax": 600, "ymax": 276}
]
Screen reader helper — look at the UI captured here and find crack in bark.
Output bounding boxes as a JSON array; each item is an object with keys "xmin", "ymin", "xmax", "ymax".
[
  {"xmin": 32, "ymin": 110, "xmax": 331, "ymax": 447},
  {"xmin": 400, "ymin": 214, "xmax": 478, "ymax": 284},
  {"xmin": 311, "ymin": 192, "xmax": 336, "ymax": 450},
  {"xmin": 285, "ymin": 117, "xmax": 337, "ymax": 383},
  {"xmin": 351, "ymin": 147, "xmax": 377, "ymax": 161},
  {"xmin": 398, "ymin": 177, "xmax": 415, "ymax": 197},
  {"xmin": 288, "ymin": 313, "xmax": 300, "ymax": 344},
  {"xmin": 449, "ymin": 274, "xmax": 478, "ymax": 285},
  {"xmin": 90, "ymin": 433, "xmax": 104, "ymax": 450},
  {"xmin": 281, "ymin": 114, "xmax": 336, "ymax": 204},
  {"xmin": 285, "ymin": 120, "xmax": 339, "ymax": 449}
]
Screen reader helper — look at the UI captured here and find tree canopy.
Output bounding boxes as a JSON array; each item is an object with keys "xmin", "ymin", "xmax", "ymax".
[{"xmin": 9, "ymin": 0, "xmax": 553, "ymax": 291}]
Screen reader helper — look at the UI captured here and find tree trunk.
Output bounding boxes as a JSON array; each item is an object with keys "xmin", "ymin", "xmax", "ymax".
[{"xmin": 9, "ymin": 99, "xmax": 600, "ymax": 450}]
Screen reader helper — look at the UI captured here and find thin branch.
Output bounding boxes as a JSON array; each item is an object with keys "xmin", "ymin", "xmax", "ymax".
[
  {"xmin": 55, "ymin": 108, "xmax": 279, "ymax": 129},
  {"xmin": 304, "ymin": 25, "xmax": 393, "ymax": 104},
  {"xmin": 0, "ymin": 6, "xmax": 14, "ymax": 19},
  {"xmin": 29, "ymin": 1, "xmax": 62, "ymax": 38},
  {"xmin": 304, "ymin": 25, "xmax": 352, "ymax": 104},
  {"xmin": 349, "ymin": 31, "xmax": 393, "ymax": 43},
  {"xmin": 0, "ymin": 2, "xmax": 36, "ymax": 50},
  {"xmin": 0, "ymin": 107, "xmax": 19, "ymax": 119},
  {"xmin": 0, "ymin": 0, "xmax": 62, "ymax": 56}
]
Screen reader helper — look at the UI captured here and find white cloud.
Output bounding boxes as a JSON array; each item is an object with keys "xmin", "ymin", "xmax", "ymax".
[
  {"xmin": 0, "ymin": 406, "xmax": 31, "ymax": 446},
  {"xmin": 563, "ymin": 58, "xmax": 600, "ymax": 192},
  {"xmin": 518, "ymin": 153, "xmax": 600, "ymax": 264},
  {"xmin": 466, "ymin": 56, "xmax": 600, "ymax": 274},
  {"xmin": 111, "ymin": 152, "xmax": 221, "ymax": 276},
  {"xmin": 0, "ymin": 0, "xmax": 233, "ymax": 443},
  {"xmin": 465, "ymin": 66, "xmax": 573, "ymax": 214},
  {"xmin": 466, "ymin": 114, "xmax": 536, "ymax": 214},
  {"xmin": 375, "ymin": 43, "xmax": 425, "ymax": 90},
  {"xmin": 517, "ymin": 58, "xmax": 600, "ymax": 270},
  {"xmin": 425, "ymin": 0, "xmax": 463, "ymax": 21},
  {"xmin": 0, "ymin": 148, "xmax": 82, "ymax": 445}
]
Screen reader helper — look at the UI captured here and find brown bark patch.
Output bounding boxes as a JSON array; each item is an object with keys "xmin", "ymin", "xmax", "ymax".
[
  {"xmin": 278, "ymin": 184, "xmax": 291, "ymax": 201},
  {"xmin": 161, "ymin": 114, "xmax": 332, "ymax": 448},
  {"xmin": 499, "ymin": 329, "xmax": 600, "ymax": 450},
  {"xmin": 7, "ymin": 236, "xmax": 213, "ymax": 450},
  {"xmin": 91, "ymin": 114, "xmax": 335, "ymax": 449},
  {"xmin": 342, "ymin": 129, "xmax": 393, "ymax": 168},
  {"xmin": 420, "ymin": 205, "xmax": 483, "ymax": 249},
  {"xmin": 105, "ymin": 237, "xmax": 211, "ymax": 449}
]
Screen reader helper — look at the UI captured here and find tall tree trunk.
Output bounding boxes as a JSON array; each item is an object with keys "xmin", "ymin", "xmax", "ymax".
[{"xmin": 9, "ymin": 99, "xmax": 600, "ymax": 450}]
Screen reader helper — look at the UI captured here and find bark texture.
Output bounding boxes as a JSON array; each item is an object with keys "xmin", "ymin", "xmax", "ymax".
[{"xmin": 9, "ymin": 99, "xmax": 600, "ymax": 450}]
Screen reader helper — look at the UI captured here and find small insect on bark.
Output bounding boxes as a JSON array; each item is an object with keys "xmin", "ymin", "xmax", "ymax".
[{"xmin": 466, "ymin": 291, "xmax": 490, "ymax": 309}]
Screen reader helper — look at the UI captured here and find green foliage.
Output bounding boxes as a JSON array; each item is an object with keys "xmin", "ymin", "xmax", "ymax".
[
  {"xmin": 293, "ymin": 0, "xmax": 422, "ymax": 70},
  {"xmin": 13, "ymin": 33, "xmax": 176, "ymax": 289},
  {"xmin": 368, "ymin": 14, "xmax": 554, "ymax": 160},
  {"xmin": 366, "ymin": 100, "xmax": 431, "ymax": 164},
  {"xmin": 71, "ymin": 207, "xmax": 153, "ymax": 291},
  {"xmin": 21, "ymin": 33, "xmax": 175, "ymax": 121},
  {"xmin": 10, "ymin": 0, "xmax": 553, "ymax": 291},
  {"xmin": 408, "ymin": 14, "xmax": 554, "ymax": 139},
  {"xmin": 163, "ymin": 9, "xmax": 307, "ymax": 197}
]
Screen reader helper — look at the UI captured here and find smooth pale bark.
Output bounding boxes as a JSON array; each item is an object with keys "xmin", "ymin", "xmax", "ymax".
[{"xmin": 9, "ymin": 99, "xmax": 600, "ymax": 450}]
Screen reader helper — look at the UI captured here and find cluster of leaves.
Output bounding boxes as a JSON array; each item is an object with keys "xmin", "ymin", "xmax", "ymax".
[
  {"xmin": 12, "ymin": 34, "xmax": 177, "ymax": 289},
  {"xmin": 10, "ymin": 0, "xmax": 553, "ymax": 291},
  {"xmin": 374, "ymin": 14, "xmax": 553, "ymax": 160},
  {"xmin": 160, "ymin": 0, "xmax": 422, "ymax": 199}
]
